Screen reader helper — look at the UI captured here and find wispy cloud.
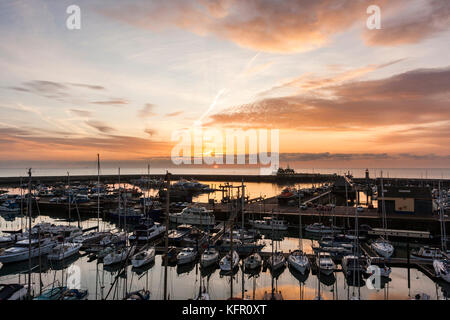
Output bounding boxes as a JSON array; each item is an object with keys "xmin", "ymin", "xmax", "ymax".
[
  {"xmin": 138, "ymin": 103, "xmax": 156, "ymax": 118},
  {"xmin": 91, "ymin": 99, "xmax": 129, "ymax": 106},
  {"xmin": 85, "ymin": 120, "xmax": 115, "ymax": 133}
]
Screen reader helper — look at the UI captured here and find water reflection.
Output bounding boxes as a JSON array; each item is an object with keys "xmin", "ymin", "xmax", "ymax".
[{"xmin": 0, "ymin": 213, "xmax": 448, "ymax": 300}]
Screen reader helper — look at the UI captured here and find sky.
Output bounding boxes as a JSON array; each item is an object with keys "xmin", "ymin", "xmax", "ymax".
[{"xmin": 0, "ymin": 0, "xmax": 449, "ymax": 169}]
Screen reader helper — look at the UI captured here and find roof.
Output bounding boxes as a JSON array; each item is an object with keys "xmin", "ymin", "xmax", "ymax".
[{"xmin": 382, "ymin": 186, "xmax": 432, "ymax": 200}]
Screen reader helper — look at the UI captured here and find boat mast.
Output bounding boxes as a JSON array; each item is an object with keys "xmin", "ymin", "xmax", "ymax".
[
  {"xmin": 163, "ymin": 171, "xmax": 171, "ymax": 300},
  {"xmin": 380, "ymin": 171, "xmax": 387, "ymax": 239},
  {"xmin": 27, "ymin": 168, "xmax": 32, "ymax": 299},
  {"xmin": 230, "ymin": 192, "xmax": 234, "ymax": 300},
  {"xmin": 97, "ymin": 154, "xmax": 100, "ymax": 231},
  {"xmin": 118, "ymin": 167, "xmax": 121, "ymax": 228},
  {"xmin": 68, "ymin": 172, "xmax": 71, "ymax": 227},
  {"xmin": 298, "ymin": 191, "xmax": 302, "ymax": 251},
  {"xmin": 439, "ymin": 181, "xmax": 447, "ymax": 252},
  {"xmin": 271, "ymin": 209, "xmax": 274, "ymax": 299}
]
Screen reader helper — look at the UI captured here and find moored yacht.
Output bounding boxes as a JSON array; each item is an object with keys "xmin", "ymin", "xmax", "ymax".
[
  {"xmin": 219, "ymin": 250, "xmax": 239, "ymax": 272},
  {"xmin": 200, "ymin": 247, "xmax": 219, "ymax": 267},
  {"xmin": 103, "ymin": 246, "xmax": 135, "ymax": 266},
  {"xmin": 371, "ymin": 238, "xmax": 394, "ymax": 258},
  {"xmin": 248, "ymin": 217, "xmax": 288, "ymax": 231},
  {"xmin": 47, "ymin": 243, "xmax": 82, "ymax": 261},
  {"xmin": 168, "ymin": 224, "xmax": 192, "ymax": 245},
  {"xmin": 169, "ymin": 205, "xmax": 215, "ymax": 226},
  {"xmin": 410, "ymin": 246, "xmax": 446, "ymax": 261},
  {"xmin": 315, "ymin": 252, "xmax": 336, "ymax": 276},
  {"xmin": 287, "ymin": 250, "xmax": 310, "ymax": 274},
  {"xmin": 305, "ymin": 223, "xmax": 341, "ymax": 234},
  {"xmin": 128, "ymin": 220, "xmax": 165, "ymax": 242},
  {"xmin": 433, "ymin": 258, "xmax": 450, "ymax": 283},
  {"xmin": 131, "ymin": 247, "xmax": 155, "ymax": 268},
  {"xmin": 244, "ymin": 252, "xmax": 262, "ymax": 270},
  {"xmin": 0, "ymin": 236, "xmax": 57, "ymax": 264},
  {"xmin": 267, "ymin": 252, "xmax": 286, "ymax": 271},
  {"xmin": 177, "ymin": 247, "xmax": 198, "ymax": 265}
]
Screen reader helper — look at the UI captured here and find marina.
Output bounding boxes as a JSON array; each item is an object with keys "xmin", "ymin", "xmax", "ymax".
[{"xmin": 0, "ymin": 169, "xmax": 449, "ymax": 300}]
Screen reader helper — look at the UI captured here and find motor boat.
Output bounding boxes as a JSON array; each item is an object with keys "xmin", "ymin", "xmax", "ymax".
[
  {"xmin": 267, "ymin": 252, "xmax": 286, "ymax": 271},
  {"xmin": 200, "ymin": 247, "xmax": 219, "ymax": 267},
  {"xmin": 168, "ymin": 225, "xmax": 193, "ymax": 245},
  {"xmin": 128, "ymin": 220, "xmax": 165, "ymax": 242},
  {"xmin": 169, "ymin": 205, "xmax": 215, "ymax": 226},
  {"xmin": 244, "ymin": 252, "xmax": 262, "ymax": 270},
  {"xmin": 410, "ymin": 246, "xmax": 446, "ymax": 261},
  {"xmin": 371, "ymin": 238, "xmax": 394, "ymax": 258},
  {"xmin": 315, "ymin": 252, "xmax": 336, "ymax": 276},
  {"xmin": 131, "ymin": 247, "xmax": 155, "ymax": 268},
  {"xmin": 222, "ymin": 229, "xmax": 258, "ymax": 243},
  {"xmin": 433, "ymin": 259, "xmax": 450, "ymax": 283},
  {"xmin": 100, "ymin": 232, "xmax": 127, "ymax": 246},
  {"xmin": 47, "ymin": 243, "xmax": 82, "ymax": 261},
  {"xmin": 103, "ymin": 246, "xmax": 135, "ymax": 266},
  {"xmin": 287, "ymin": 250, "xmax": 310, "ymax": 274},
  {"xmin": 248, "ymin": 217, "xmax": 288, "ymax": 231},
  {"xmin": 177, "ymin": 247, "xmax": 198, "ymax": 265},
  {"xmin": 180, "ymin": 228, "xmax": 208, "ymax": 248},
  {"xmin": 0, "ymin": 283, "xmax": 28, "ymax": 300},
  {"xmin": 305, "ymin": 223, "xmax": 341, "ymax": 234},
  {"xmin": 0, "ymin": 236, "xmax": 57, "ymax": 264},
  {"xmin": 219, "ymin": 250, "xmax": 239, "ymax": 272}
]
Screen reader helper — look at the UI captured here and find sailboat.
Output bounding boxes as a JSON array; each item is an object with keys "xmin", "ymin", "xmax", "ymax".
[
  {"xmin": 47, "ymin": 243, "xmax": 82, "ymax": 261},
  {"xmin": 288, "ymin": 192, "xmax": 310, "ymax": 274},
  {"xmin": 244, "ymin": 252, "xmax": 262, "ymax": 271},
  {"xmin": 131, "ymin": 247, "xmax": 155, "ymax": 268},
  {"xmin": 201, "ymin": 247, "xmax": 219, "ymax": 267},
  {"xmin": 371, "ymin": 173, "xmax": 394, "ymax": 259}
]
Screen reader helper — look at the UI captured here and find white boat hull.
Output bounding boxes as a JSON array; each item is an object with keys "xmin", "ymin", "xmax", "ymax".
[
  {"xmin": 48, "ymin": 244, "xmax": 82, "ymax": 261},
  {"xmin": 131, "ymin": 249, "xmax": 155, "ymax": 268},
  {"xmin": 288, "ymin": 255, "xmax": 309, "ymax": 274},
  {"xmin": 200, "ymin": 253, "xmax": 219, "ymax": 267},
  {"xmin": 371, "ymin": 242, "xmax": 394, "ymax": 259},
  {"xmin": 104, "ymin": 247, "xmax": 135, "ymax": 266},
  {"xmin": 169, "ymin": 215, "xmax": 215, "ymax": 226},
  {"xmin": 177, "ymin": 254, "xmax": 197, "ymax": 265},
  {"xmin": 0, "ymin": 241, "xmax": 56, "ymax": 264}
]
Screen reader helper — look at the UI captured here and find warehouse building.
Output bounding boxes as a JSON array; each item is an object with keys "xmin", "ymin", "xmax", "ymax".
[{"xmin": 379, "ymin": 186, "xmax": 433, "ymax": 216}]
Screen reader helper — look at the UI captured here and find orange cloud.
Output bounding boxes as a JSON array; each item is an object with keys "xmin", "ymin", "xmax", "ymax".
[
  {"xmin": 363, "ymin": 0, "xmax": 450, "ymax": 46},
  {"xmin": 99, "ymin": 0, "xmax": 447, "ymax": 53}
]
